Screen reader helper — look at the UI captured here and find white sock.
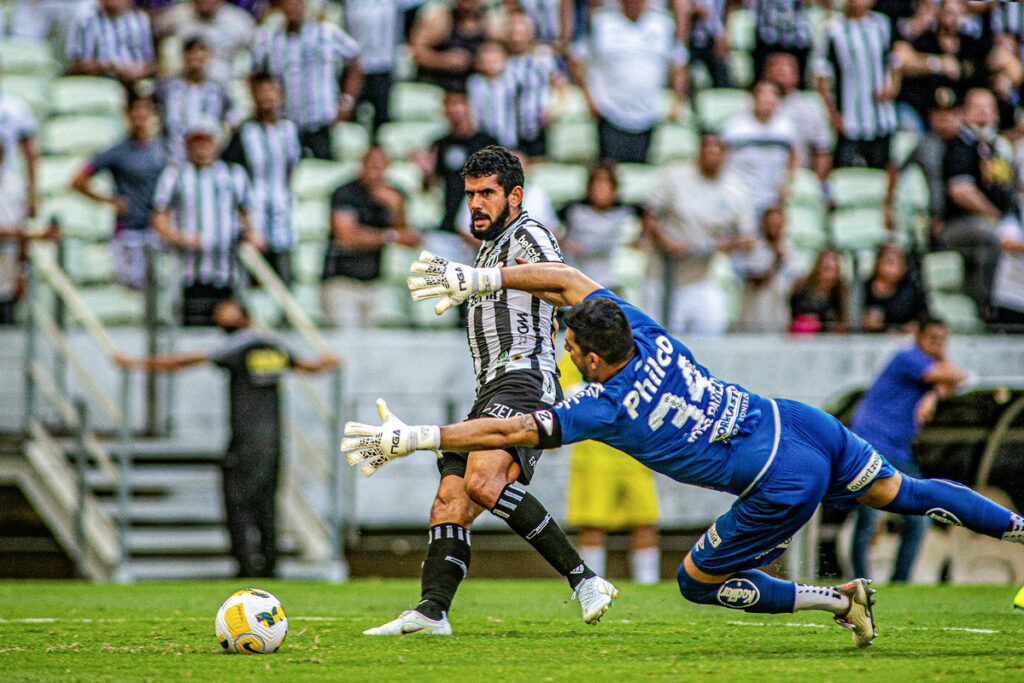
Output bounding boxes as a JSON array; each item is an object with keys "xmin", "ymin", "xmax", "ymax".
[
  {"xmin": 1003, "ymin": 514, "xmax": 1024, "ymax": 543},
  {"xmin": 581, "ymin": 546, "xmax": 606, "ymax": 578},
  {"xmin": 630, "ymin": 547, "xmax": 660, "ymax": 584},
  {"xmin": 794, "ymin": 584, "xmax": 850, "ymax": 615}
]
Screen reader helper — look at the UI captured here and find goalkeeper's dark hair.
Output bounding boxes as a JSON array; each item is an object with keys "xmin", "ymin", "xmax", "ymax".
[
  {"xmin": 563, "ymin": 297, "xmax": 634, "ymax": 365},
  {"xmin": 461, "ymin": 145, "xmax": 524, "ymax": 196}
]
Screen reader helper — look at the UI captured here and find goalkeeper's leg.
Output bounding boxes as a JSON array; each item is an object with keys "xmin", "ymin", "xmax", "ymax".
[{"xmin": 859, "ymin": 472, "xmax": 1024, "ymax": 543}]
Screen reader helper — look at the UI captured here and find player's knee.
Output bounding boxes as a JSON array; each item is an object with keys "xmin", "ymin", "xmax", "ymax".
[
  {"xmin": 676, "ymin": 565, "xmax": 721, "ymax": 606},
  {"xmin": 430, "ymin": 485, "xmax": 478, "ymax": 526},
  {"xmin": 463, "ymin": 471, "xmax": 505, "ymax": 509}
]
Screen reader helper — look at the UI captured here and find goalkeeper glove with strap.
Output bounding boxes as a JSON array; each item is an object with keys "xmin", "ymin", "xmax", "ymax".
[
  {"xmin": 342, "ymin": 398, "xmax": 441, "ymax": 476},
  {"xmin": 407, "ymin": 250, "xmax": 502, "ymax": 314}
]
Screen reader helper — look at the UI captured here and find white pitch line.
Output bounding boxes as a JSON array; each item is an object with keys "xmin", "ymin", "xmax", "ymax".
[
  {"xmin": 0, "ymin": 616, "xmax": 349, "ymax": 624},
  {"xmin": 728, "ymin": 620, "xmax": 1000, "ymax": 634}
]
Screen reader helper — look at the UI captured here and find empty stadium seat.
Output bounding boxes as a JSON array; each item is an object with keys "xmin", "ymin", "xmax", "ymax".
[
  {"xmin": 891, "ymin": 130, "xmax": 920, "ymax": 167},
  {"xmin": 406, "ymin": 191, "xmax": 443, "ymax": 231},
  {"xmin": 40, "ymin": 193, "xmax": 114, "ymax": 240},
  {"xmin": 0, "ymin": 74, "xmax": 51, "ymax": 119},
  {"xmin": 389, "ymin": 81, "xmax": 444, "ymax": 121},
  {"xmin": 78, "ymin": 285, "xmax": 145, "ymax": 325},
  {"xmin": 831, "ymin": 206, "xmax": 894, "ymax": 250},
  {"xmin": 785, "ymin": 204, "xmax": 828, "ymax": 249},
  {"xmin": 616, "ymin": 163, "xmax": 662, "ymax": 206},
  {"xmin": 291, "ymin": 159, "xmax": 358, "ymax": 201},
  {"xmin": 331, "ymin": 121, "xmax": 371, "ymax": 162},
  {"xmin": 377, "ymin": 120, "xmax": 447, "ymax": 158},
  {"xmin": 527, "ymin": 162, "xmax": 587, "ymax": 207},
  {"xmin": 51, "ymin": 76, "xmax": 126, "ymax": 116},
  {"xmin": 293, "ymin": 282, "xmax": 324, "ymax": 322},
  {"xmin": 64, "ymin": 242, "xmax": 115, "ymax": 284},
  {"xmin": 828, "ymin": 167, "xmax": 889, "ymax": 209},
  {"xmin": 292, "ymin": 199, "xmax": 330, "ymax": 242},
  {"xmin": 729, "ymin": 51, "xmax": 755, "ymax": 89},
  {"xmin": 923, "ymin": 250, "xmax": 965, "ymax": 293},
  {"xmin": 547, "ymin": 119, "xmax": 598, "ymax": 163},
  {"xmin": 37, "ymin": 155, "xmax": 90, "ymax": 197},
  {"xmin": 294, "ymin": 241, "xmax": 326, "ymax": 284},
  {"xmin": 727, "ymin": 8, "xmax": 756, "ymax": 53},
  {"xmin": 41, "ymin": 115, "xmax": 125, "ymax": 155},
  {"xmin": 651, "ymin": 123, "xmax": 698, "ymax": 165},
  {"xmin": 557, "ymin": 85, "xmax": 592, "ymax": 122},
  {"xmin": 0, "ymin": 38, "xmax": 59, "ymax": 77},
  {"xmin": 227, "ymin": 79, "xmax": 254, "ymax": 121},
  {"xmin": 788, "ymin": 168, "xmax": 826, "ymax": 208},
  {"xmin": 386, "ymin": 160, "xmax": 423, "ymax": 196},
  {"xmin": 929, "ymin": 292, "xmax": 984, "ymax": 333},
  {"xmin": 695, "ymin": 88, "xmax": 751, "ymax": 131}
]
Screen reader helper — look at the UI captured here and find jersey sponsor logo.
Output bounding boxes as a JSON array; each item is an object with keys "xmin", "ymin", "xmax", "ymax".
[
  {"xmin": 483, "ymin": 401, "xmax": 522, "ymax": 420},
  {"xmin": 245, "ymin": 348, "xmax": 289, "ymax": 379},
  {"xmin": 716, "ymin": 578, "xmax": 761, "ymax": 609},
  {"xmin": 926, "ymin": 508, "xmax": 963, "ymax": 526},
  {"xmin": 555, "ymin": 383, "xmax": 605, "ymax": 410},
  {"xmin": 706, "ymin": 523, "xmax": 722, "ymax": 548},
  {"xmin": 754, "ymin": 537, "xmax": 791, "ymax": 561},
  {"xmin": 515, "ymin": 233, "xmax": 542, "ymax": 263},
  {"xmin": 846, "ymin": 451, "xmax": 884, "ymax": 493},
  {"xmin": 535, "ymin": 410, "xmax": 555, "ymax": 436}
]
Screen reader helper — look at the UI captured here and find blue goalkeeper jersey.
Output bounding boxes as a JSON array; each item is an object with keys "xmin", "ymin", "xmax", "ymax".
[{"xmin": 535, "ymin": 289, "xmax": 780, "ymax": 496}]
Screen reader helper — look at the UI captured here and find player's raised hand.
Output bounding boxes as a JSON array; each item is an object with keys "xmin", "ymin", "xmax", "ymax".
[
  {"xmin": 407, "ymin": 250, "xmax": 502, "ymax": 315},
  {"xmin": 342, "ymin": 398, "xmax": 441, "ymax": 476}
]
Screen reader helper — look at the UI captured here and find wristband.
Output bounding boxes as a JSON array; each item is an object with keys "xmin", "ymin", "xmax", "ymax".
[
  {"xmin": 384, "ymin": 229, "xmax": 399, "ymax": 244},
  {"xmin": 410, "ymin": 425, "xmax": 441, "ymax": 451},
  {"xmin": 477, "ymin": 267, "xmax": 502, "ymax": 294}
]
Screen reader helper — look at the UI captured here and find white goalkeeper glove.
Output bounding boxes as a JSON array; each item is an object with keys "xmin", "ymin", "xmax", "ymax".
[
  {"xmin": 342, "ymin": 398, "xmax": 441, "ymax": 477},
  {"xmin": 407, "ymin": 250, "xmax": 502, "ymax": 315}
]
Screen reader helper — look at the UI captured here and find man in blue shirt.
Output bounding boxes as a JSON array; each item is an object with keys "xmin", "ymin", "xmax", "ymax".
[
  {"xmin": 345, "ymin": 257, "xmax": 1024, "ymax": 648},
  {"xmin": 849, "ymin": 320, "xmax": 967, "ymax": 582}
]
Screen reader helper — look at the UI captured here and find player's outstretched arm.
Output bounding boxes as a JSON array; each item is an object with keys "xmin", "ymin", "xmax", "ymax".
[
  {"xmin": 343, "ymin": 400, "xmax": 538, "ymax": 476},
  {"xmin": 498, "ymin": 262, "xmax": 603, "ymax": 307}
]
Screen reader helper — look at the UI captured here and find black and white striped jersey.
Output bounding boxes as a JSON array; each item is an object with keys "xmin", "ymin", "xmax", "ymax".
[
  {"xmin": 755, "ymin": 0, "xmax": 812, "ymax": 49},
  {"xmin": 518, "ymin": 0, "xmax": 563, "ymax": 43},
  {"xmin": 222, "ymin": 118, "xmax": 301, "ymax": 252},
  {"xmin": 691, "ymin": 0, "xmax": 728, "ymax": 49},
  {"xmin": 467, "ymin": 71, "xmax": 520, "ymax": 149},
  {"xmin": 159, "ymin": 77, "xmax": 235, "ymax": 163},
  {"xmin": 467, "ymin": 210, "xmax": 562, "ymax": 389},
  {"xmin": 66, "ymin": 6, "xmax": 155, "ymax": 67},
  {"xmin": 506, "ymin": 50, "xmax": 558, "ymax": 143},
  {"xmin": 991, "ymin": 0, "xmax": 1024, "ymax": 39},
  {"xmin": 815, "ymin": 11, "xmax": 897, "ymax": 141},
  {"xmin": 251, "ymin": 20, "xmax": 361, "ymax": 131},
  {"xmin": 153, "ymin": 160, "xmax": 252, "ymax": 287},
  {"xmin": 342, "ymin": 0, "xmax": 424, "ymax": 75}
]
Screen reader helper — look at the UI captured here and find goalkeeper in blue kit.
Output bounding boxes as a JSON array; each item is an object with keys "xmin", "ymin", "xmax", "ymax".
[{"xmin": 345, "ymin": 256, "xmax": 1024, "ymax": 647}]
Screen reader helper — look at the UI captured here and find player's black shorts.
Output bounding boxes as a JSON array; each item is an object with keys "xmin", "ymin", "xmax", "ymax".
[{"xmin": 438, "ymin": 369, "xmax": 562, "ymax": 485}]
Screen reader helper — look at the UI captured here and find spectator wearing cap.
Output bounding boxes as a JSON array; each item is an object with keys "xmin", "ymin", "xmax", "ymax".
[
  {"xmin": 222, "ymin": 74, "xmax": 301, "ymax": 286},
  {"xmin": 72, "ymin": 89, "xmax": 167, "ymax": 291},
  {"xmin": 752, "ymin": 0, "xmax": 813, "ymax": 86},
  {"xmin": 155, "ymin": 0, "xmax": 256, "ymax": 85},
  {"xmin": 153, "ymin": 117, "xmax": 262, "ymax": 326},
  {"xmin": 67, "ymin": 0, "xmax": 156, "ymax": 83},
  {"xmin": 942, "ymin": 87, "xmax": 1016, "ymax": 311},
  {"xmin": 409, "ymin": 0, "xmax": 489, "ymax": 93},
  {"xmin": 158, "ymin": 36, "xmax": 237, "ymax": 164},
  {"xmin": 570, "ymin": 0, "xmax": 688, "ymax": 163},
  {"xmin": 813, "ymin": 0, "xmax": 900, "ymax": 170},
  {"xmin": 764, "ymin": 51, "xmax": 832, "ymax": 181},
  {"xmin": 251, "ymin": 0, "xmax": 363, "ymax": 160},
  {"xmin": 642, "ymin": 131, "xmax": 756, "ymax": 335}
]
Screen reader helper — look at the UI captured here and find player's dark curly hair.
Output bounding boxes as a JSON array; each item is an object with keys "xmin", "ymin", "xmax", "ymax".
[
  {"xmin": 564, "ymin": 297, "xmax": 634, "ymax": 365},
  {"xmin": 461, "ymin": 145, "xmax": 524, "ymax": 196}
]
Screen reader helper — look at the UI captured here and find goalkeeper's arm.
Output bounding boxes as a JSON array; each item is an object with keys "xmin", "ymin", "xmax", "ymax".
[
  {"xmin": 497, "ymin": 262, "xmax": 604, "ymax": 308},
  {"xmin": 438, "ymin": 413, "xmax": 542, "ymax": 451}
]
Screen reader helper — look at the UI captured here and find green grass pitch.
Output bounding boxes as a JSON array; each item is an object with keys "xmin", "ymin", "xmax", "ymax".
[{"xmin": 0, "ymin": 580, "xmax": 1020, "ymax": 681}]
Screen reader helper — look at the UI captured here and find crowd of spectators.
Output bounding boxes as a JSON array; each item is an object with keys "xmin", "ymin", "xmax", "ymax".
[{"xmin": 2, "ymin": 0, "xmax": 1024, "ymax": 334}]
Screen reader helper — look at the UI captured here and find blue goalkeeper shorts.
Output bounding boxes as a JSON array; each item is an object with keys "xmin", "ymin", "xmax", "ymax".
[{"xmin": 690, "ymin": 399, "xmax": 897, "ymax": 575}]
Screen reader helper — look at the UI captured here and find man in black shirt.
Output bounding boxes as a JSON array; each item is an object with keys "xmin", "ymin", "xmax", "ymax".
[
  {"xmin": 941, "ymin": 87, "xmax": 1016, "ymax": 310},
  {"xmin": 115, "ymin": 299, "xmax": 338, "ymax": 577},
  {"xmin": 321, "ymin": 147, "xmax": 421, "ymax": 327}
]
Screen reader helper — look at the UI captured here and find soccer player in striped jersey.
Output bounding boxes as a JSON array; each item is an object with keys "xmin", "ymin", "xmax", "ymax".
[
  {"xmin": 361, "ymin": 146, "xmax": 616, "ymax": 636},
  {"xmin": 153, "ymin": 117, "xmax": 263, "ymax": 326},
  {"xmin": 352, "ymin": 260, "xmax": 1024, "ymax": 647},
  {"xmin": 222, "ymin": 74, "xmax": 301, "ymax": 286},
  {"xmin": 67, "ymin": 0, "xmax": 155, "ymax": 83}
]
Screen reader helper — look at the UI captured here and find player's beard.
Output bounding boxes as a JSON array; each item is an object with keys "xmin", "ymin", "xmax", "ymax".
[{"xmin": 470, "ymin": 201, "xmax": 513, "ymax": 241}]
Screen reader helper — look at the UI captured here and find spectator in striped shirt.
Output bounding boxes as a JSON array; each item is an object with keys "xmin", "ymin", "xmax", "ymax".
[
  {"xmin": 153, "ymin": 117, "xmax": 262, "ymax": 326},
  {"xmin": 321, "ymin": 147, "xmax": 421, "ymax": 328},
  {"xmin": 753, "ymin": 0, "xmax": 813, "ymax": 87},
  {"xmin": 154, "ymin": 0, "xmax": 257, "ymax": 85},
  {"xmin": 222, "ymin": 74, "xmax": 301, "ymax": 287},
  {"xmin": 468, "ymin": 41, "xmax": 520, "ymax": 149},
  {"xmin": 158, "ymin": 37, "xmax": 237, "ymax": 164},
  {"xmin": 814, "ymin": 0, "xmax": 900, "ymax": 171},
  {"xmin": 67, "ymin": 0, "xmax": 156, "ymax": 83},
  {"xmin": 504, "ymin": 11, "xmax": 568, "ymax": 160},
  {"xmin": 72, "ymin": 89, "xmax": 167, "ymax": 290},
  {"xmin": 689, "ymin": 0, "xmax": 731, "ymax": 88},
  {"xmin": 251, "ymin": 0, "xmax": 364, "ymax": 160}
]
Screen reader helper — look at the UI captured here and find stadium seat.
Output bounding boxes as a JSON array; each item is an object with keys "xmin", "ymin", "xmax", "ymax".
[
  {"xmin": 38, "ymin": 155, "xmax": 90, "ymax": 197},
  {"xmin": 160, "ymin": 34, "xmax": 184, "ymax": 74},
  {"xmin": 922, "ymin": 250, "xmax": 964, "ymax": 293},
  {"xmin": 0, "ymin": 37, "xmax": 59, "ymax": 77},
  {"xmin": 651, "ymin": 123, "xmax": 698, "ymax": 165},
  {"xmin": 785, "ymin": 204, "xmax": 828, "ymax": 249},
  {"xmin": 377, "ymin": 120, "xmax": 447, "ymax": 158},
  {"xmin": 616, "ymin": 163, "xmax": 661, "ymax": 206},
  {"xmin": 78, "ymin": 284, "xmax": 145, "ymax": 325},
  {"xmin": 891, "ymin": 130, "xmax": 920, "ymax": 167},
  {"xmin": 40, "ymin": 193, "xmax": 114, "ymax": 240},
  {"xmin": 527, "ymin": 162, "xmax": 588, "ymax": 207},
  {"xmin": 51, "ymin": 76, "xmax": 126, "ymax": 116},
  {"xmin": 41, "ymin": 115, "xmax": 125, "ymax": 155},
  {"xmin": 789, "ymin": 168, "xmax": 826, "ymax": 208},
  {"xmin": 893, "ymin": 164, "xmax": 930, "ymax": 246},
  {"xmin": 386, "ymin": 159, "xmax": 423, "ymax": 196},
  {"xmin": 547, "ymin": 119, "xmax": 598, "ymax": 163},
  {"xmin": 293, "ymin": 282, "xmax": 323, "ymax": 322},
  {"xmin": 227, "ymin": 79, "xmax": 254, "ymax": 121},
  {"xmin": 694, "ymin": 88, "xmax": 751, "ymax": 131},
  {"xmin": 729, "ymin": 51, "xmax": 755, "ymax": 89},
  {"xmin": 65, "ymin": 242, "xmax": 115, "ymax": 284},
  {"xmin": 291, "ymin": 159, "xmax": 358, "ymax": 201},
  {"xmin": 928, "ymin": 292, "xmax": 984, "ymax": 333},
  {"xmin": 727, "ymin": 8, "xmax": 756, "ymax": 53},
  {"xmin": 389, "ymin": 81, "xmax": 444, "ymax": 121},
  {"xmin": 294, "ymin": 241, "xmax": 326, "ymax": 284},
  {"xmin": 0, "ymin": 74, "xmax": 51, "ymax": 119},
  {"xmin": 406, "ymin": 191, "xmax": 443, "ymax": 231},
  {"xmin": 557, "ymin": 85, "xmax": 592, "ymax": 122},
  {"xmin": 828, "ymin": 167, "xmax": 889, "ymax": 209},
  {"xmin": 331, "ymin": 121, "xmax": 371, "ymax": 162},
  {"xmin": 292, "ymin": 198, "xmax": 330, "ymax": 242},
  {"xmin": 831, "ymin": 207, "xmax": 894, "ymax": 250}
]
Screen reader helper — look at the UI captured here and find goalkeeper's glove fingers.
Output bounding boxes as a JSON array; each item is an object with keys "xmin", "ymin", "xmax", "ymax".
[
  {"xmin": 342, "ymin": 398, "xmax": 441, "ymax": 477},
  {"xmin": 408, "ymin": 249, "xmax": 502, "ymax": 313}
]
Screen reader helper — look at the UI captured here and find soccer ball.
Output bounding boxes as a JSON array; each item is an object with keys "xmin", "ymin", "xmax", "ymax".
[
  {"xmin": 1015, "ymin": 585, "xmax": 1024, "ymax": 611},
  {"xmin": 215, "ymin": 588, "xmax": 288, "ymax": 654}
]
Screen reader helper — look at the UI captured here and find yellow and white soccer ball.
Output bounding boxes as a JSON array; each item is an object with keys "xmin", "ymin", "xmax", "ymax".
[
  {"xmin": 215, "ymin": 588, "xmax": 288, "ymax": 654},
  {"xmin": 1015, "ymin": 585, "xmax": 1024, "ymax": 611}
]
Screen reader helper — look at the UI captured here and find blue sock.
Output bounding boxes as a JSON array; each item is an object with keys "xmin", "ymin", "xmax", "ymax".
[
  {"xmin": 678, "ymin": 566, "xmax": 796, "ymax": 614},
  {"xmin": 883, "ymin": 477, "xmax": 1015, "ymax": 539}
]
